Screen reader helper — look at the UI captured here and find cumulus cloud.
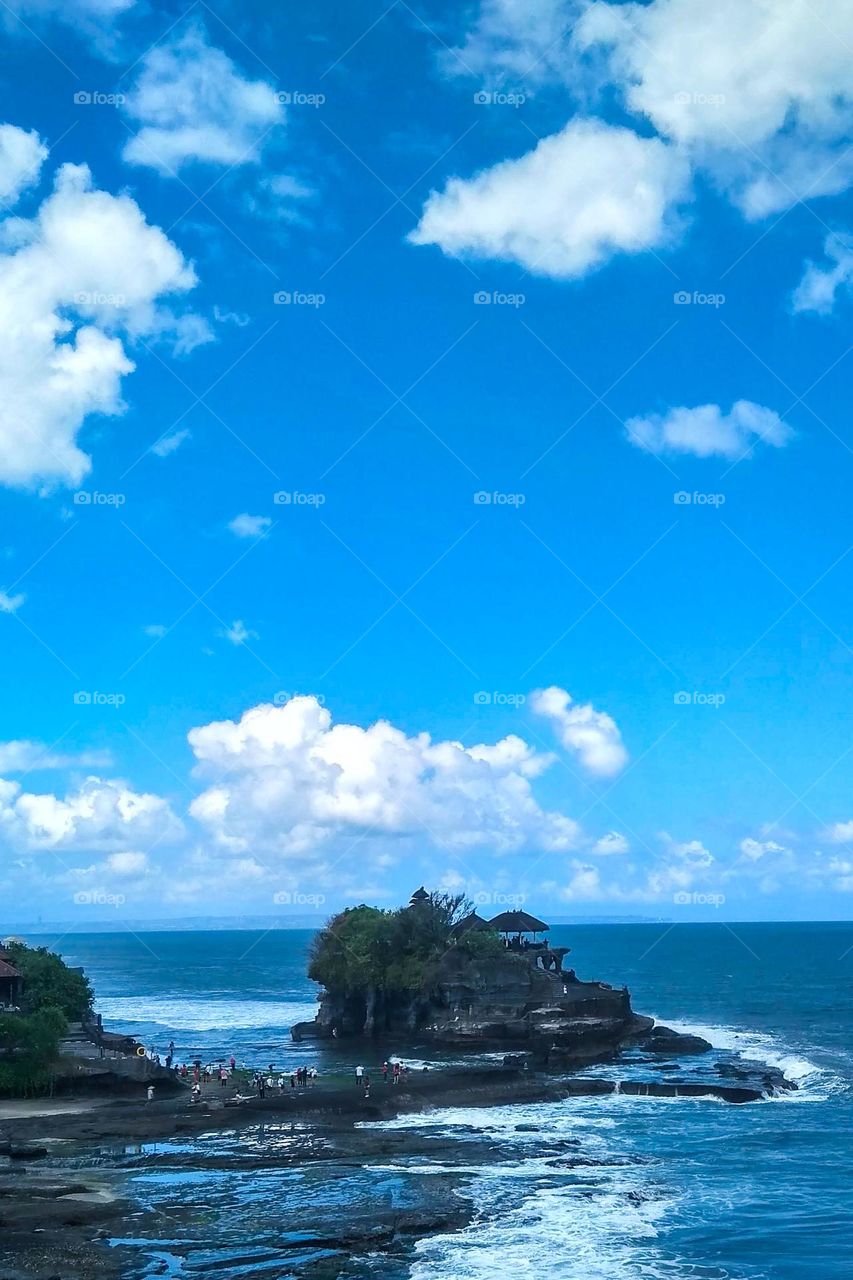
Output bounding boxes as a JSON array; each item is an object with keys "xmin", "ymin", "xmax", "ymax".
[
  {"xmin": 575, "ymin": 0, "xmax": 853, "ymax": 218},
  {"xmin": 122, "ymin": 25, "xmax": 284, "ymax": 174},
  {"xmin": 738, "ymin": 836, "xmax": 788, "ymax": 861},
  {"xmin": 827, "ymin": 821, "xmax": 853, "ymax": 843},
  {"xmin": 410, "ymin": 118, "xmax": 690, "ymax": 279},
  {"xmin": 187, "ymin": 695, "xmax": 581, "ymax": 861},
  {"xmin": 626, "ymin": 400, "xmax": 792, "ymax": 460},
  {"xmin": 0, "ymin": 775, "xmax": 182, "ymax": 853},
  {"xmin": 792, "ymin": 233, "xmax": 853, "ymax": 315},
  {"xmin": 228, "ymin": 513, "xmax": 272, "ymax": 539},
  {"xmin": 559, "ymin": 860, "xmax": 604, "ymax": 899},
  {"xmin": 0, "ymin": 125, "xmax": 46, "ymax": 205},
  {"xmin": 529, "ymin": 685, "xmax": 627, "ymax": 776},
  {"xmin": 424, "ymin": 0, "xmax": 853, "ymax": 278},
  {"xmin": 592, "ymin": 830, "xmax": 629, "ymax": 855},
  {"xmin": 0, "ymin": 146, "xmax": 203, "ymax": 491}
]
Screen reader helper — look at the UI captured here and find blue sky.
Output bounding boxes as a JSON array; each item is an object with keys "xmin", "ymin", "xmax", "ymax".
[{"xmin": 1, "ymin": 0, "xmax": 853, "ymax": 924}]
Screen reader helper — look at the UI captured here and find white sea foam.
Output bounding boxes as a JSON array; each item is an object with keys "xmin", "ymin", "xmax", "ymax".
[
  {"xmin": 94, "ymin": 996, "xmax": 318, "ymax": 1033},
  {"xmin": 408, "ymin": 1167, "xmax": 701, "ymax": 1280},
  {"xmin": 650, "ymin": 1015, "xmax": 841, "ymax": 1099}
]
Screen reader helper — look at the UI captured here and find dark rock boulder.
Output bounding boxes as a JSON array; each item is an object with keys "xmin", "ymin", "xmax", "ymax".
[{"xmin": 637, "ymin": 1025, "xmax": 712, "ymax": 1055}]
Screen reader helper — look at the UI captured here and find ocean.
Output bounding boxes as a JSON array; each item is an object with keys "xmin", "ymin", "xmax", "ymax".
[{"xmin": 32, "ymin": 921, "xmax": 853, "ymax": 1278}]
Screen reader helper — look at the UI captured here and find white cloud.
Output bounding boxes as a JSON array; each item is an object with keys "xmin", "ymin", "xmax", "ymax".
[
  {"xmin": 560, "ymin": 859, "xmax": 603, "ymax": 899},
  {"xmin": 410, "ymin": 118, "xmax": 690, "ymax": 279},
  {"xmin": 0, "ymin": 125, "xmax": 46, "ymax": 206},
  {"xmin": 221, "ymin": 620, "xmax": 257, "ymax": 646},
  {"xmin": 0, "ymin": 740, "xmax": 112, "ymax": 772},
  {"xmin": 827, "ymin": 821, "xmax": 853, "ymax": 844},
  {"xmin": 626, "ymin": 400, "xmax": 792, "ymax": 459},
  {"xmin": 792, "ymin": 233, "xmax": 853, "ymax": 315},
  {"xmin": 143, "ymin": 623, "xmax": 167, "ymax": 638},
  {"xmin": 592, "ymin": 831, "xmax": 629, "ymax": 855},
  {"xmin": 530, "ymin": 684, "xmax": 627, "ymax": 776},
  {"xmin": 430, "ymin": 0, "xmax": 853, "ymax": 281},
  {"xmin": 0, "ymin": 148, "xmax": 203, "ymax": 491},
  {"xmin": 575, "ymin": 0, "xmax": 853, "ymax": 218},
  {"xmin": 6, "ymin": 0, "xmax": 133, "ymax": 14},
  {"xmin": 739, "ymin": 836, "xmax": 787, "ymax": 862},
  {"xmin": 0, "ymin": 590, "xmax": 24, "ymax": 613},
  {"xmin": 187, "ymin": 696, "xmax": 582, "ymax": 860},
  {"xmin": 122, "ymin": 26, "xmax": 284, "ymax": 174},
  {"xmin": 150, "ymin": 428, "xmax": 191, "ymax": 458},
  {"xmin": 446, "ymin": 0, "xmax": 577, "ymax": 85},
  {"xmin": 104, "ymin": 849, "xmax": 148, "ymax": 876},
  {"xmin": 170, "ymin": 312, "xmax": 215, "ymax": 357},
  {"xmin": 228, "ymin": 513, "xmax": 272, "ymax": 539},
  {"xmin": 0, "ymin": 775, "xmax": 182, "ymax": 853}
]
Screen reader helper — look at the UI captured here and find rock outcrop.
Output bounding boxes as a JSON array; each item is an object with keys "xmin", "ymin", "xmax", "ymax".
[{"xmin": 291, "ymin": 946, "xmax": 687, "ymax": 1068}]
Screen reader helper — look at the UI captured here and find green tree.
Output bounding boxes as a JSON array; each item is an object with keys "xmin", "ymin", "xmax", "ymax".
[
  {"xmin": 6, "ymin": 942, "xmax": 93, "ymax": 1021},
  {"xmin": 0, "ymin": 1006, "xmax": 67, "ymax": 1097}
]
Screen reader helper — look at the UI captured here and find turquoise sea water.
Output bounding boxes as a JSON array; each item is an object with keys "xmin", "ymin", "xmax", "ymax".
[{"xmin": 35, "ymin": 922, "xmax": 853, "ymax": 1278}]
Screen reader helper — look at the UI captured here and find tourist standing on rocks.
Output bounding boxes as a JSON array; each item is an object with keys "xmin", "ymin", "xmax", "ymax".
[
  {"xmin": 392, "ymin": 1062, "xmax": 400, "ymax": 1084},
  {"xmin": 146, "ymin": 1085, "xmax": 155, "ymax": 1103},
  {"xmin": 356, "ymin": 1063, "xmax": 364, "ymax": 1086},
  {"xmin": 382, "ymin": 1060, "xmax": 388, "ymax": 1082},
  {"xmin": 363, "ymin": 1073, "xmax": 371, "ymax": 1098}
]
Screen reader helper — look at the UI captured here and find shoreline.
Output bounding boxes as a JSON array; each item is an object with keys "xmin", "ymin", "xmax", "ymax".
[
  {"xmin": 0, "ymin": 1060, "xmax": 784, "ymax": 1148},
  {"xmin": 0, "ymin": 1056, "xmax": 803, "ymax": 1279}
]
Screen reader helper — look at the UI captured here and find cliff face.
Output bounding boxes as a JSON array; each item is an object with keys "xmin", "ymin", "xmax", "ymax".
[{"xmin": 292, "ymin": 949, "xmax": 653, "ymax": 1067}]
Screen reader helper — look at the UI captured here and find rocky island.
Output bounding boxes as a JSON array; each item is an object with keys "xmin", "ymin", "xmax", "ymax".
[{"xmin": 292, "ymin": 889, "xmax": 793, "ymax": 1101}]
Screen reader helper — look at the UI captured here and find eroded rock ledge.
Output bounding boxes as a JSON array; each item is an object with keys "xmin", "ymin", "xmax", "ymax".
[{"xmin": 293, "ymin": 944, "xmax": 714, "ymax": 1070}]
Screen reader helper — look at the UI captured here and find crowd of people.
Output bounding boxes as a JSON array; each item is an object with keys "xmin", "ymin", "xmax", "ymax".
[{"xmin": 141, "ymin": 1040, "xmax": 418, "ymax": 1105}]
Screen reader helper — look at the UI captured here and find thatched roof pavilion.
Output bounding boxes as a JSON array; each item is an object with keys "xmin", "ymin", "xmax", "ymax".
[
  {"xmin": 488, "ymin": 909, "xmax": 550, "ymax": 937},
  {"xmin": 450, "ymin": 911, "xmax": 492, "ymax": 938}
]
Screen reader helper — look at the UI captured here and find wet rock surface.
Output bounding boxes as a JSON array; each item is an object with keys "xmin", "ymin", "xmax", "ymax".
[{"xmin": 0, "ymin": 1053, "xmax": 798, "ymax": 1279}]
